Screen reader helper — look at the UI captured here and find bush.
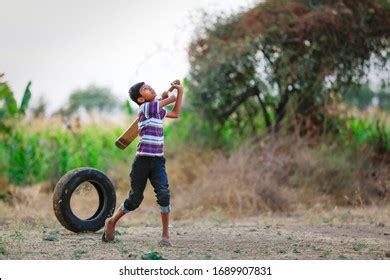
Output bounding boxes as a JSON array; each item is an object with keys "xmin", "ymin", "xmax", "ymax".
[{"xmin": 0, "ymin": 119, "xmax": 135, "ymax": 186}]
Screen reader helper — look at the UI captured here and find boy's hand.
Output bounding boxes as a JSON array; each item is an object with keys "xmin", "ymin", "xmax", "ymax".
[
  {"xmin": 161, "ymin": 91, "xmax": 169, "ymax": 99},
  {"xmin": 170, "ymin": 82, "xmax": 183, "ymax": 93}
]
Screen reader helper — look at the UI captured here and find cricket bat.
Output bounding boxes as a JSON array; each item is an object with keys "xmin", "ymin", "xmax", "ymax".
[{"xmin": 115, "ymin": 80, "xmax": 180, "ymax": 150}]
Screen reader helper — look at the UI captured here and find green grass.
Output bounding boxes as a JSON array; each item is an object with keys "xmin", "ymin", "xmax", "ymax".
[
  {"xmin": 0, "ymin": 123, "xmax": 134, "ymax": 186},
  {"xmin": 277, "ymin": 249, "xmax": 287, "ymax": 254},
  {"xmin": 352, "ymin": 242, "xmax": 368, "ymax": 251},
  {"xmin": 43, "ymin": 231, "xmax": 59, "ymax": 241},
  {"xmin": 11, "ymin": 230, "xmax": 25, "ymax": 241},
  {"xmin": 141, "ymin": 251, "xmax": 165, "ymax": 260},
  {"xmin": 203, "ymin": 251, "xmax": 212, "ymax": 259},
  {"xmin": 73, "ymin": 249, "xmax": 88, "ymax": 260},
  {"xmin": 341, "ymin": 118, "xmax": 390, "ymax": 152},
  {"xmin": 119, "ymin": 247, "xmax": 129, "ymax": 255},
  {"xmin": 112, "ymin": 237, "xmax": 121, "ymax": 244},
  {"xmin": 1, "ymin": 112, "xmax": 387, "ymax": 192},
  {"xmin": 0, "ymin": 242, "xmax": 6, "ymax": 255},
  {"xmin": 338, "ymin": 255, "xmax": 349, "ymax": 260}
]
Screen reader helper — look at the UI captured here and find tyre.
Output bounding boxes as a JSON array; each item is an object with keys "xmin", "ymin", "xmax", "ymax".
[{"xmin": 53, "ymin": 167, "xmax": 116, "ymax": 233}]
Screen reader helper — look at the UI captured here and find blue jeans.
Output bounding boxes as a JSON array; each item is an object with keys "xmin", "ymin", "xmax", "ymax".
[{"xmin": 121, "ymin": 156, "xmax": 170, "ymax": 213}]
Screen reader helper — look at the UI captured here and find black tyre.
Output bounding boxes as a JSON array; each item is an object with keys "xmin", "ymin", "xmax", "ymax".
[{"xmin": 53, "ymin": 167, "xmax": 116, "ymax": 233}]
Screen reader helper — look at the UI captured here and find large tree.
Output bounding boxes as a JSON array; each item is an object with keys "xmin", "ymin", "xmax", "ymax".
[
  {"xmin": 188, "ymin": 0, "xmax": 389, "ymax": 135},
  {"xmin": 65, "ymin": 84, "xmax": 119, "ymax": 116}
]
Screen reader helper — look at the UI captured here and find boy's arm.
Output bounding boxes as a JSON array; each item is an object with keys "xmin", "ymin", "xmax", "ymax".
[
  {"xmin": 165, "ymin": 83, "xmax": 183, "ymax": 119},
  {"xmin": 159, "ymin": 95, "xmax": 176, "ymax": 109},
  {"xmin": 158, "ymin": 79, "xmax": 181, "ymax": 109}
]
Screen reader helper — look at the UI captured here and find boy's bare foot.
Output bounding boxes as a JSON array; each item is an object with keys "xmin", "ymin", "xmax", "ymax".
[
  {"xmin": 158, "ymin": 238, "xmax": 172, "ymax": 247},
  {"xmin": 102, "ymin": 218, "xmax": 115, "ymax": 242}
]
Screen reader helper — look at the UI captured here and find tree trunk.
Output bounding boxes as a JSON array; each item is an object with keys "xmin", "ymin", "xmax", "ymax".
[
  {"xmin": 255, "ymin": 91, "xmax": 272, "ymax": 131},
  {"xmin": 273, "ymin": 86, "xmax": 292, "ymax": 133}
]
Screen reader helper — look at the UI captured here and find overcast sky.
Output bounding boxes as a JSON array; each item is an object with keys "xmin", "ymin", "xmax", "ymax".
[{"xmin": 1, "ymin": 0, "xmax": 257, "ymax": 113}]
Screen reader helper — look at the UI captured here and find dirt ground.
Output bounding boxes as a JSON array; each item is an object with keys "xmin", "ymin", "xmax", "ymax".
[{"xmin": 0, "ymin": 186, "xmax": 389, "ymax": 260}]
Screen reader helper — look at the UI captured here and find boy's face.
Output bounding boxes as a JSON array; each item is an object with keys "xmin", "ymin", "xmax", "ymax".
[{"xmin": 138, "ymin": 84, "xmax": 156, "ymax": 103}]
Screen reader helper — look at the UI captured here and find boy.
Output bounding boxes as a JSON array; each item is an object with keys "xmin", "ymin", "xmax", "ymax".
[{"xmin": 102, "ymin": 80, "xmax": 183, "ymax": 246}]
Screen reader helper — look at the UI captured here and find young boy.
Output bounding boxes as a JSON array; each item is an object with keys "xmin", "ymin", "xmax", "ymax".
[{"xmin": 102, "ymin": 81, "xmax": 183, "ymax": 246}]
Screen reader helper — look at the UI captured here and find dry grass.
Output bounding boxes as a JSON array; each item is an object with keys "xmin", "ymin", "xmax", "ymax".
[
  {"xmin": 167, "ymin": 135, "xmax": 389, "ymax": 219},
  {"xmin": 1, "ymin": 135, "xmax": 388, "ymax": 224}
]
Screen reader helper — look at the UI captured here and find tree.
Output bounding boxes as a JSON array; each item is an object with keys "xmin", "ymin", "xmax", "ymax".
[
  {"xmin": 188, "ymin": 0, "xmax": 390, "ymax": 136},
  {"xmin": 65, "ymin": 84, "xmax": 119, "ymax": 116},
  {"xmin": 30, "ymin": 96, "xmax": 48, "ymax": 118},
  {"xmin": 342, "ymin": 85, "xmax": 390, "ymax": 111}
]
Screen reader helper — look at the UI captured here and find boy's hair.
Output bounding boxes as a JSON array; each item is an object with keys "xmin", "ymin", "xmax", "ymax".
[{"xmin": 129, "ymin": 82, "xmax": 145, "ymax": 105}]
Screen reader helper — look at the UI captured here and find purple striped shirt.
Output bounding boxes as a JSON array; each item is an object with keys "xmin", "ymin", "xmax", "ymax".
[{"xmin": 136, "ymin": 101, "xmax": 166, "ymax": 156}]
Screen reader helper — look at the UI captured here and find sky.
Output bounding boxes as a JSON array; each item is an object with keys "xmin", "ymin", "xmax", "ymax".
[{"xmin": 1, "ymin": 0, "xmax": 256, "ymax": 113}]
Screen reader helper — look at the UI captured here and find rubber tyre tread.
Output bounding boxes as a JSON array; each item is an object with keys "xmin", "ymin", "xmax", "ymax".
[{"xmin": 53, "ymin": 167, "xmax": 116, "ymax": 233}]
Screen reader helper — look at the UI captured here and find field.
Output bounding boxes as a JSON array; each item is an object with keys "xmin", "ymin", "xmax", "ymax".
[
  {"xmin": 0, "ymin": 181, "xmax": 389, "ymax": 260},
  {"xmin": 1, "ymin": 0, "xmax": 389, "ymax": 267},
  {"xmin": 0, "ymin": 107, "xmax": 389, "ymax": 260}
]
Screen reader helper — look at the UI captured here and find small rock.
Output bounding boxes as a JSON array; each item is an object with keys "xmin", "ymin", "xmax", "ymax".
[
  {"xmin": 128, "ymin": 253, "xmax": 136, "ymax": 259},
  {"xmin": 249, "ymin": 228, "xmax": 257, "ymax": 232},
  {"xmin": 377, "ymin": 223, "xmax": 385, "ymax": 227},
  {"xmin": 384, "ymin": 232, "xmax": 390, "ymax": 236},
  {"xmin": 385, "ymin": 251, "xmax": 390, "ymax": 258}
]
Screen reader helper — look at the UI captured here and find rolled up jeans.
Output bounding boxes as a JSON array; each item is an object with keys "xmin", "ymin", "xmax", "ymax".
[{"xmin": 121, "ymin": 156, "xmax": 170, "ymax": 214}]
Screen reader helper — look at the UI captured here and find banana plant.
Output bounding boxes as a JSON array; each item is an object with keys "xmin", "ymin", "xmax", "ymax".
[{"xmin": 0, "ymin": 74, "xmax": 32, "ymax": 134}]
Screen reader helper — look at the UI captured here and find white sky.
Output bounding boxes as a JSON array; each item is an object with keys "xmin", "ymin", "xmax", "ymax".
[{"xmin": 1, "ymin": 0, "xmax": 256, "ymax": 113}]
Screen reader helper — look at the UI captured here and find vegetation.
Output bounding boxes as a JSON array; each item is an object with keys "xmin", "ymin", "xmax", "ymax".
[
  {"xmin": 0, "ymin": 1, "xmax": 388, "ymax": 217},
  {"xmin": 0, "ymin": 120, "xmax": 134, "ymax": 186},
  {"xmin": 62, "ymin": 84, "xmax": 120, "ymax": 116},
  {"xmin": 0, "ymin": 74, "xmax": 32, "ymax": 134},
  {"xmin": 0, "ymin": 77, "xmax": 134, "ymax": 186},
  {"xmin": 141, "ymin": 251, "xmax": 165, "ymax": 260},
  {"xmin": 187, "ymin": 0, "xmax": 389, "ymax": 138}
]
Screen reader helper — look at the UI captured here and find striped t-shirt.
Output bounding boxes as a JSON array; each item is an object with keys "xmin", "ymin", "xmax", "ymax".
[{"xmin": 136, "ymin": 101, "xmax": 167, "ymax": 156}]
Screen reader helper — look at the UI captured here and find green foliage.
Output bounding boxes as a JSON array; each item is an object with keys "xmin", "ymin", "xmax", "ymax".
[
  {"xmin": 141, "ymin": 251, "xmax": 165, "ymax": 260},
  {"xmin": 19, "ymin": 81, "xmax": 32, "ymax": 115},
  {"xmin": 124, "ymin": 100, "xmax": 134, "ymax": 116},
  {"xmin": 187, "ymin": 0, "xmax": 390, "ymax": 138},
  {"xmin": 65, "ymin": 84, "xmax": 119, "ymax": 116},
  {"xmin": 352, "ymin": 242, "xmax": 367, "ymax": 251},
  {"xmin": 43, "ymin": 232, "xmax": 59, "ymax": 241},
  {"xmin": 164, "ymin": 78, "xmax": 270, "ymax": 151},
  {"xmin": 343, "ymin": 118, "xmax": 390, "ymax": 152},
  {"xmin": 0, "ymin": 82, "xmax": 18, "ymax": 117},
  {"xmin": 0, "ymin": 75, "xmax": 137, "ymax": 187},
  {"xmin": 0, "ymin": 243, "xmax": 5, "ymax": 255},
  {"xmin": 73, "ymin": 249, "xmax": 88, "ymax": 259},
  {"xmin": 0, "ymin": 122, "xmax": 135, "ymax": 186},
  {"xmin": 343, "ymin": 85, "xmax": 390, "ymax": 111},
  {"xmin": 0, "ymin": 76, "xmax": 32, "ymax": 134}
]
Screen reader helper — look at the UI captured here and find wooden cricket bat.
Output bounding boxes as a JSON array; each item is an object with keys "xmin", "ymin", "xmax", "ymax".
[{"xmin": 115, "ymin": 80, "xmax": 180, "ymax": 150}]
